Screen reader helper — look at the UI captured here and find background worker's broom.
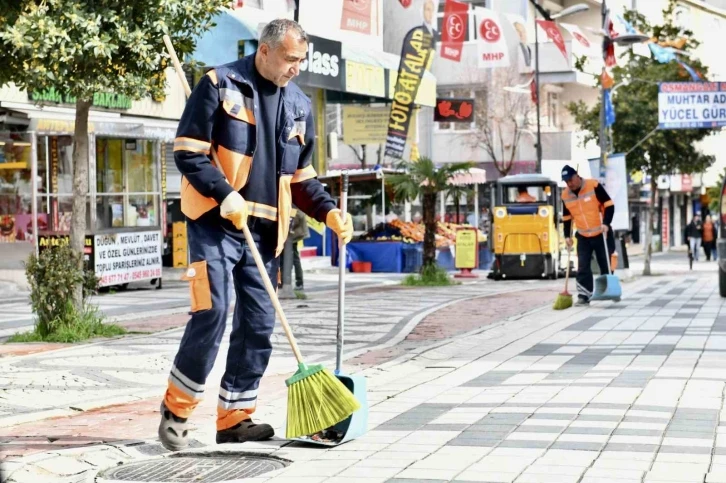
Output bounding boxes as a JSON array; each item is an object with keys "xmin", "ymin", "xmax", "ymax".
[
  {"xmin": 162, "ymin": 35, "xmax": 360, "ymax": 440},
  {"xmin": 553, "ymin": 247, "xmax": 573, "ymax": 310}
]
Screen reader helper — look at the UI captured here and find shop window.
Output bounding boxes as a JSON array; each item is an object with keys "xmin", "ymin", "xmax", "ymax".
[{"xmin": 95, "ymin": 138, "xmax": 159, "ymax": 230}]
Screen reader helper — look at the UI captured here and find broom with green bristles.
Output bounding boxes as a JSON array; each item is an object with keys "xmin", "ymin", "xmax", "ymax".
[
  {"xmin": 553, "ymin": 246, "xmax": 573, "ymax": 310},
  {"xmin": 162, "ymin": 34, "xmax": 360, "ymax": 439}
]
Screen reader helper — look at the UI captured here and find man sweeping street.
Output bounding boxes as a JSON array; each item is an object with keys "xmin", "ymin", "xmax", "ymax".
[
  {"xmin": 159, "ymin": 19, "xmax": 353, "ymax": 451},
  {"xmin": 561, "ymin": 165, "xmax": 615, "ymax": 306}
]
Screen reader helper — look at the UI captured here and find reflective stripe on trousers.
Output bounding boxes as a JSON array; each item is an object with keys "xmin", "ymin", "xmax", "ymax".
[{"xmin": 164, "ymin": 216, "xmax": 279, "ymax": 431}]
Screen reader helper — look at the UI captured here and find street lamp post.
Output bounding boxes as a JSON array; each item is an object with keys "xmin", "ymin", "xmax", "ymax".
[{"xmin": 528, "ymin": 1, "xmax": 589, "ymax": 173}]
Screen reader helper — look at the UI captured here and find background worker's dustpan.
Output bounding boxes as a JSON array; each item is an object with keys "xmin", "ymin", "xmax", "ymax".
[
  {"xmin": 293, "ymin": 172, "xmax": 368, "ymax": 446},
  {"xmin": 590, "ymin": 226, "xmax": 622, "ymax": 302}
]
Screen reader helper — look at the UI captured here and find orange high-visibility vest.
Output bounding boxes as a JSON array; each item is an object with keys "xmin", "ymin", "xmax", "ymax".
[{"xmin": 562, "ymin": 179, "xmax": 614, "ymax": 238}]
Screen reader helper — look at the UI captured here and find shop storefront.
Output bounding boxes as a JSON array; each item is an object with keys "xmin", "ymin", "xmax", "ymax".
[{"xmin": 0, "ymin": 112, "xmax": 177, "ymax": 286}]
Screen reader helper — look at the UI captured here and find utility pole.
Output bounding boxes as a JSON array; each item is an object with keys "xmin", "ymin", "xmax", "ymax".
[
  {"xmin": 599, "ymin": 0, "xmax": 608, "ymax": 173},
  {"xmin": 533, "ymin": 9, "xmax": 543, "ymax": 173}
]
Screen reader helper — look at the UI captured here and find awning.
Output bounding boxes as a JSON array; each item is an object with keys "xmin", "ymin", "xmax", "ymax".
[
  {"xmin": 448, "ymin": 168, "xmax": 487, "ymax": 186},
  {"xmin": 191, "ymin": 9, "xmax": 436, "ymax": 107},
  {"xmin": 1, "ymin": 102, "xmax": 178, "ymax": 141}
]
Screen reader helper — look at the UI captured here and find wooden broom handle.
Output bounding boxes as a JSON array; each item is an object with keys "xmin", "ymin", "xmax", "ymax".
[
  {"xmin": 241, "ymin": 225, "xmax": 305, "ymax": 364},
  {"xmin": 163, "ymin": 34, "xmax": 304, "ymax": 364},
  {"xmin": 163, "ymin": 34, "xmax": 222, "ymax": 172}
]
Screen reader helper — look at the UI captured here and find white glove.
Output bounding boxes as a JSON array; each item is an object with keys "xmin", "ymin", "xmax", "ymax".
[{"xmin": 220, "ymin": 191, "xmax": 248, "ymax": 230}]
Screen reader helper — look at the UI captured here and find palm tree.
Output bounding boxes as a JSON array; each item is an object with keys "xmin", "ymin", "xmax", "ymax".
[{"xmin": 388, "ymin": 157, "xmax": 473, "ymax": 269}]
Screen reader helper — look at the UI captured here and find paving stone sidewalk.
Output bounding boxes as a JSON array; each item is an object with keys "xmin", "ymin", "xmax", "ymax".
[{"xmin": 4, "ymin": 265, "xmax": 726, "ymax": 482}]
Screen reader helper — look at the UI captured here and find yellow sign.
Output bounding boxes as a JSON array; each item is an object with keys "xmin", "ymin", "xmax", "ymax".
[
  {"xmin": 343, "ymin": 105, "xmax": 417, "ymax": 145},
  {"xmin": 455, "ymin": 228, "xmax": 478, "ymax": 269},
  {"xmin": 345, "ymin": 61, "xmax": 385, "ymax": 98},
  {"xmin": 387, "ymin": 72, "xmax": 436, "ymax": 108},
  {"xmin": 172, "ymin": 221, "xmax": 188, "ymax": 268}
]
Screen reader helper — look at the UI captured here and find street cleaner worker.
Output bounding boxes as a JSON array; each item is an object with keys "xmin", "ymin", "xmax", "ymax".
[
  {"xmin": 561, "ymin": 165, "xmax": 615, "ymax": 306},
  {"xmin": 159, "ymin": 19, "xmax": 353, "ymax": 451}
]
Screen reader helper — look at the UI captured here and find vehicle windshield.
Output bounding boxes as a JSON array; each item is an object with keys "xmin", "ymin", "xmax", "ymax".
[{"xmin": 503, "ymin": 185, "xmax": 549, "ymax": 204}]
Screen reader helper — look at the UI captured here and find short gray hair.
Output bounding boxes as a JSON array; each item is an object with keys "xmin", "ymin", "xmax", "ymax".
[{"xmin": 259, "ymin": 19, "xmax": 308, "ymax": 49}]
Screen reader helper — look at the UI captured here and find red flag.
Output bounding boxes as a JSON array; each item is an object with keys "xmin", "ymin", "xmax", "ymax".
[
  {"xmin": 530, "ymin": 76, "xmax": 538, "ymax": 105},
  {"xmin": 340, "ymin": 0, "xmax": 372, "ymax": 35},
  {"xmin": 536, "ymin": 20, "xmax": 568, "ymax": 60},
  {"xmin": 398, "ymin": 0, "xmax": 412, "ymax": 7},
  {"xmin": 440, "ymin": 0, "xmax": 468, "ymax": 61}
]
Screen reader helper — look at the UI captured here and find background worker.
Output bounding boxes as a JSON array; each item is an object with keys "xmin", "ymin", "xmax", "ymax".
[
  {"xmin": 160, "ymin": 19, "xmax": 353, "ymax": 451},
  {"xmin": 561, "ymin": 165, "xmax": 615, "ymax": 305},
  {"xmin": 516, "ymin": 186, "xmax": 536, "ymax": 203}
]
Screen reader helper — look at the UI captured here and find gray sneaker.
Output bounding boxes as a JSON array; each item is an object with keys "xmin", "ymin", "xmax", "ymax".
[
  {"xmin": 575, "ymin": 297, "xmax": 590, "ymax": 306},
  {"xmin": 158, "ymin": 402, "xmax": 189, "ymax": 451}
]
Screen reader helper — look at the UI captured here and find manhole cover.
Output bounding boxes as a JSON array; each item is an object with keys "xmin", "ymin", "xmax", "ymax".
[{"xmin": 98, "ymin": 453, "xmax": 289, "ymax": 482}]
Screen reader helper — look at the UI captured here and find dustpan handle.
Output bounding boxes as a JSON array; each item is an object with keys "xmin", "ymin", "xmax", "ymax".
[
  {"xmin": 336, "ymin": 172, "xmax": 349, "ymax": 374},
  {"xmin": 601, "ymin": 214, "xmax": 612, "ymax": 274}
]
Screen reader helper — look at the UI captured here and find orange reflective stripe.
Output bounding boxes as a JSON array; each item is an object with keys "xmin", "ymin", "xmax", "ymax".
[
  {"xmin": 248, "ymin": 202, "xmax": 277, "ymax": 221},
  {"xmin": 291, "ymin": 165, "xmax": 317, "ymax": 183},
  {"xmin": 217, "ymin": 408, "xmax": 254, "ymax": 431},
  {"xmin": 603, "ymin": 199, "xmax": 614, "ymax": 208},
  {"xmin": 276, "ymin": 175, "xmax": 293, "ymax": 257},
  {"xmin": 174, "ymin": 137, "xmax": 211, "ymax": 154},
  {"xmin": 562, "ymin": 215, "xmax": 572, "ymax": 221},
  {"xmin": 206, "ymin": 69, "xmax": 218, "ymax": 86},
  {"xmin": 216, "ymin": 145, "xmax": 252, "ymax": 191},
  {"xmin": 164, "ymin": 381, "xmax": 201, "ymax": 419}
]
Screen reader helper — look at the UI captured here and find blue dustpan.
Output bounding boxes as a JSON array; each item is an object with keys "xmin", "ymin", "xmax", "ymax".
[
  {"xmin": 292, "ymin": 173, "xmax": 368, "ymax": 447},
  {"xmin": 590, "ymin": 229, "xmax": 622, "ymax": 302},
  {"xmin": 591, "ymin": 273, "xmax": 622, "ymax": 301}
]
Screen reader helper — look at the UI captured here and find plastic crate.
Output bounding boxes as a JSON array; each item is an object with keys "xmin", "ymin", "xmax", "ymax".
[{"xmin": 402, "ymin": 243, "xmax": 423, "ymax": 273}]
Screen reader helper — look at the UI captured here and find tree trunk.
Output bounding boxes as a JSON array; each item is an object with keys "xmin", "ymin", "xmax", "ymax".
[
  {"xmin": 642, "ymin": 177, "xmax": 657, "ymax": 276},
  {"xmin": 455, "ymin": 196, "xmax": 460, "ymax": 223},
  {"xmin": 70, "ymin": 98, "xmax": 92, "ymax": 310},
  {"xmin": 422, "ymin": 192, "xmax": 437, "ymax": 269},
  {"xmin": 361, "ymin": 144, "xmax": 367, "ymax": 169}
]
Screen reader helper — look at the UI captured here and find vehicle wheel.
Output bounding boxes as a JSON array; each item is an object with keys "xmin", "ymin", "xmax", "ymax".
[
  {"xmin": 549, "ymin": 258, "xmax": 559, "ymax": 280},
  {"xmin": 720, "ymin": 268, "xmax": 726, "ymax": 297}
]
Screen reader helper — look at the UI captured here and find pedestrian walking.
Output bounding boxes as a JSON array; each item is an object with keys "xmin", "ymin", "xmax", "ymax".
[
  {"xmin": 686, "ymin": 213, "xmax": 703, "ymax": 262},
  {"xmin": 560, "ymin": 165, "xmax": 615, "ymax": 306},
  {"xmin": 289, "ymin": 206, "xmax": 309, "ymax": 290},
  {"xmin": 160, "ymin": 19, "xmax": 353, "ymax": 451},
  {"xmin": 702, "ymin": 214, "xmax": 717, "ymax": 261}
]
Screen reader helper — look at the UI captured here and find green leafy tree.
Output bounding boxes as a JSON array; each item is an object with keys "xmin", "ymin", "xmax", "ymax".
[
  {"xmin": 567, "ymin": 0, "xmax": 714, "ymax": 275},
  {"xmin": 388, "ymin": 157, "xmax": 472, "ymax": 269},
  {"xmin": 0, "ymin": 0, "xmax": 227, "ymax": 307}
]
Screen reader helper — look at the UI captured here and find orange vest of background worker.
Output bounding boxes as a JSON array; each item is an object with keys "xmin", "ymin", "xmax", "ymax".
[
  {"xmin": 561, "ymin": 165, "xmax": 615, "ymax": 305},
  {"xmin": 516, "ymin": 186, "xmax": 537, "ymax": 203}
]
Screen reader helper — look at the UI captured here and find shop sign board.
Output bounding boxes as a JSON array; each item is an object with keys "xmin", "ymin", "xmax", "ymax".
[
  {"xmin": 342, "ymin": 105, "xmax": 417, "ymax": 145},
  {"xmin": 344, "ymin": 60, "xmax": 385, "ymax": 98},
  {"xmin": 658, "ymin": 82, "xmax": 726, "ymax": 129},
  {"xmin": 434, "ymin": 98, "xmax": 474, "ymax": 123},
  {"xmin": 455, "ymin": 227, "xmax": 478, "ymax": 270},
  {"xmin": 30, "ymin": 88, "xmax": 132, "ymax": 110},
  {"xmin": 94, "ymin": 230, "xmax": 162, "ymax": 287},
  {"xmin": 38, "ymin": 234, "xmax": 95, "ymax": 271},
  {"xmin": 297, "ymin": 35, "xmax": 343, "ymax": 91}
]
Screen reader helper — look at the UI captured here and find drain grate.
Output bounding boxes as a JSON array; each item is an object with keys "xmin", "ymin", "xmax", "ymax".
[{"xmin": 98, "ymin": 453, "xmax": 289, "ymax": 482}]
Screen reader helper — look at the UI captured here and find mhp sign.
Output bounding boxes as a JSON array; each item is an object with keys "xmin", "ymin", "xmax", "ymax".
[{"xmin": 658, "ymin": 82, "xmax": 726, "ymax": 129}]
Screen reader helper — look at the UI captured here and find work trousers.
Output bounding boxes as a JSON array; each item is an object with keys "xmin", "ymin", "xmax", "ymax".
[
  {"xmin": 164, "ymin": 215, "xmax": 278, "ymax": 431},
  {"xmin": 576, "ymin": 232, "xmax": 613, "ymax": 301}
]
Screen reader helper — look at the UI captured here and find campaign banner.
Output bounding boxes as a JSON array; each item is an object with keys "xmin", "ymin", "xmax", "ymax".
[
  {"xmin": 440, "ymin": 0, "xmax": 468, "ymax": 61},
  {"xmin": 658, "ymin": 82, "xmax": 726, "ymax": 129},
  {"xmin": 588, "ymin": 155, "xmax": 630, "ymax": 231},
  {"xmin": 559, "ymin": 22, "xmax": 594, "ymax": 57},
  {"xmin": 506, "ymin": 14, "xmax": 532, "ymax": 68},
  {"xmin": 384, "ymin": 26, "xmax": 434, "ymax": 159},
  {"xmin": 340, "ymin": 0, "xmax": 373, "ymax": 35},
  {"xmin": 475, "ymin": 7, "xmax": 510, "ymax": 68},
  {"xmin": 94, "ymin": 230, "xmax": 162, "ymax": 287},
  {"xmin": 536, "ymin": 20, "xmax": 568, "ymax": 60},
  {"xmin": 434, "ymin": 98, "xmax": 474, "ymax": 122}
]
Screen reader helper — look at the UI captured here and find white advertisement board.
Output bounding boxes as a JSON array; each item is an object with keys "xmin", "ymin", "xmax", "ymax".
[
  {"xmin": 94, "ymin": 231, "xmax": 162, "ymax": 287},
  {"xmin": 588, "ymin": 154, "xmax": 630, "ymax": 231},
  {"xmin": 658, "ymin": 82, "xmax": 726, "ymax": 129}
]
